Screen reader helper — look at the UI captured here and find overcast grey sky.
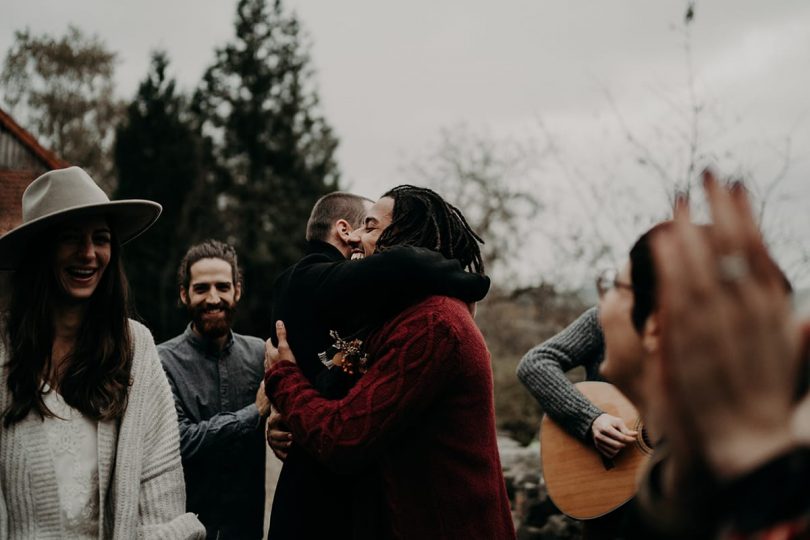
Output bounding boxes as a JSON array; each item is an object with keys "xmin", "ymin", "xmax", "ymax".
[{"xmin": 3, "ymin": 0, "xmax": 809, "ymax": 287}]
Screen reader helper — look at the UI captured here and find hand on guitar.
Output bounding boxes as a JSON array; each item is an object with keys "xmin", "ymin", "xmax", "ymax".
[{"xmin": 591, "ymin": 413, "xmax": 638, "ymax": 458}]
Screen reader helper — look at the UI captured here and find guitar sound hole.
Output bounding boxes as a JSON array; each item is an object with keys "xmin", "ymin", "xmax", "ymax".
[
  {"xmin": 634, "ymin": 419, "xmax": 655, "ymax": 455},
  {"xmin": 641, "ymin": 429, "xmax": 654, "ymax": 449}
]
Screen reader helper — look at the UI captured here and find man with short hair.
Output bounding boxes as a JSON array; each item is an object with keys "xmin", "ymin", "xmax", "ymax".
[
  {"xmin": 267, "ymin": 190, "xmax": 494, "ymax": 539},
  {"xmin": 159, "ymin": 239, "xmax": 268, "ymax": 540},
  {"xmin": 266, "ymin": 186, "xmax": 515, "ymax": 540}
]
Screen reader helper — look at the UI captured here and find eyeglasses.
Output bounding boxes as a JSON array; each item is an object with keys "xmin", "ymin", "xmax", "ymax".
[{"xmin": 595, "ymin": 268, "xmax": 633, "ymax": 298}]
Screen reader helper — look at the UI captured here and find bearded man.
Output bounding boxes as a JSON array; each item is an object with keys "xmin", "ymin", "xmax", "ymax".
[{"xmin": 159, "ymin": 239, "xmax": 269, "ymax": 539}]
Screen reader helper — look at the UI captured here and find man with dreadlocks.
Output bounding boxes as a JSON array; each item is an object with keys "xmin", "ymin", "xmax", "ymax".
[{"xmin": 264, "ymin": 186, "xmax": 516, "ymax": 540}]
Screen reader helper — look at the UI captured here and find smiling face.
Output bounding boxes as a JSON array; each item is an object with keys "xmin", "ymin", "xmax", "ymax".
[
  {"xmin": 52, "ymin": 216, "xmax": 112, "ymax": 302},
  {"xmin": 332, "ymin": 199, "xmax": 374, "ymax": 259},
  {"xmin": 180, "ymin": 257, "xmax": 241, "ymax": 339},
  {"xmin": 347, "ymin": 196, "xmax": 394, "ymax": 259}
]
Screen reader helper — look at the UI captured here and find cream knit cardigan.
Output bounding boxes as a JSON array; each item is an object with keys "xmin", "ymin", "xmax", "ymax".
[{"xmin": 0, "ymin": 320, "xmax": 206, "ymax": 539}]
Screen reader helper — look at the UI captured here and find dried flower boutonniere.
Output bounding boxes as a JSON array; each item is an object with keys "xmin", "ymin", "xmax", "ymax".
[{"xmin": 317, "ymin": 330, "xmax": 370, "ymax": 376}]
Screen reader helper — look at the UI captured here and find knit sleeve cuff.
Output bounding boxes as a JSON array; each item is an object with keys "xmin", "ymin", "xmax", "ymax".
[{"xmin": 578, "ymin": 405, "xmax": 605, "ymax": 442}]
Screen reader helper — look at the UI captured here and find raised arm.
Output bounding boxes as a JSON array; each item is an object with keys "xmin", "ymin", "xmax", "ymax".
[
  {"xmin": 637, "ymin": 171, "xmax": 810, "ymax": 539},
  {"xmin": 516, "ymin": 307, "xmax": 605, "ymax": 441}
]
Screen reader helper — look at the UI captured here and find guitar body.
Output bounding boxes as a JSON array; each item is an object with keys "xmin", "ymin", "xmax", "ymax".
[{"xmin": 540, "ymin": 381, "xmax": 652, "ymax": 520}]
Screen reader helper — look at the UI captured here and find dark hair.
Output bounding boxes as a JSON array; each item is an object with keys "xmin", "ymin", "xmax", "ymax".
[
  {"xmin": 3, "ymin": 226, "xmax": 133, "ymax": 427},
  {"xmin": 177, "ymin": 239, "xmax": 241, "ymax": 292},
  {"xmin": 376, "ymin": 185, "xmax": 485, "ymax": 274},
  {"xmin": 306, "ymin": 192, "xmax": 373, "ymax": 242},
  {"xmin": 628, "ymin": 223, "xmax": 670, "ymax": 333},
  {"xmin": 627, "ymin": 222, "xmax": 792, "ymax": 333}
]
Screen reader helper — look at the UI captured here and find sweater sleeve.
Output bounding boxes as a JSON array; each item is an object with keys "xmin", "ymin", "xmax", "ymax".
[
  {"xmin": 265, "ymin": 308, "xmax": 459, "ymax": 473},
  {"xmin": 132, "ymin": 325, "xmax": 206, "ymax": 539},
  {"xmin": 516, "ymin": 307, "xmax": 605, "ymax": 441}
]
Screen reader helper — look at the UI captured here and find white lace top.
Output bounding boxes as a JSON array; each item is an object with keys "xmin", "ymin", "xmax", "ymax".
[{"xmin": 41, "ymin": 385, "xmax": 100, "ymax": 538}]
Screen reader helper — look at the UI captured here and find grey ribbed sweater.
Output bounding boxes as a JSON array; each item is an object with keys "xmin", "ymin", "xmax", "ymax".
[
  {"xmin": 516, "ymin": 307, "xmax": 605, "ymax": 442},
  {"xmin": 0, "ymin": 319, "xmax": 206, "ymax": 539}
]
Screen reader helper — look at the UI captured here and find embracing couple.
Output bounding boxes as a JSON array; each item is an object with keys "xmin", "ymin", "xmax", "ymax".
[{"xmin": 264, "ymin": 186, "xmax": 516, "ymax": 540}]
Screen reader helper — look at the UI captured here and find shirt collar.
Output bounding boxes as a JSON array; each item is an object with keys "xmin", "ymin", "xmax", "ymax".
[{"xmin": 183, "ymin": 322, "xmax": 235, "ymax": 356}]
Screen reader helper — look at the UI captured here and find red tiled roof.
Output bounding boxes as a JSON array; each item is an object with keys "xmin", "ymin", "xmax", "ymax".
[
  {"xmin": 0, "ymin": 106, "xmax": 68, "ymax": 170},
  {"xmin": 0, "ymin": 106, "xmax": 69, "ymax": 235}
]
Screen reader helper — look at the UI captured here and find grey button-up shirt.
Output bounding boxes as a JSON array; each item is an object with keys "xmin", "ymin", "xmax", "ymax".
[{"xmin": 159, "ymin": 324, "xmax": 266, "ymax": 539}]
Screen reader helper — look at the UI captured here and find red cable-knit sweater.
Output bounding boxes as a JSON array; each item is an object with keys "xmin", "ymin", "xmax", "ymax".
[{"xmin": 266, "ymin": 295, "xmax": 515, "ymax": 540}]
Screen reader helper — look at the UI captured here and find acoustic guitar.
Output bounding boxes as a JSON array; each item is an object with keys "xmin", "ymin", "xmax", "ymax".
[{"xmin": 540, "ymin": 381, "xmax": 653, "ymax": 520}]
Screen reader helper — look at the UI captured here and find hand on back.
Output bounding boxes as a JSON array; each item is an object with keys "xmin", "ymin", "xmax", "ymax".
[
  {"xmin": 255, "ymin": 381, "xmax": 271, "ymax": 417},
  {"xmin": 263, "ymin": 320, "xmax": 296, "ymax": 461},
  {"xmin": 266, "ymin": 409, "xmax": 293, "ymax": 461},
  {"xmin": 265, "ymin": 320, "xmax": 297, "ymax": 369}
]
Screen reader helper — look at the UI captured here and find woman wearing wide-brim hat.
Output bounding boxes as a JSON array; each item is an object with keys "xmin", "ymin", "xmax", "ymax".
[{"xmin": 0, "ymin": 166, "xmax": 205, "ymax": 538}]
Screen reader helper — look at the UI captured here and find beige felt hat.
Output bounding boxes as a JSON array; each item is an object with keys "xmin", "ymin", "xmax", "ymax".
[{"xmin": 0, "ymin": 166, "xmax": 162, "ymax": 270}]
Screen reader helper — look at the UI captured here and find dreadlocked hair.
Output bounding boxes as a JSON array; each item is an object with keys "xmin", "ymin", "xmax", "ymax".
[{"xmin": 376, "ymin": 185, "xmax": 485, "ymax": 274}]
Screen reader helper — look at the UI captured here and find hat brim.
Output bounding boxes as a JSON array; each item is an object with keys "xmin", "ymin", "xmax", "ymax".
[{"xmin": 0, "ymin": 199, "xmax": 162, "ymax": 270}]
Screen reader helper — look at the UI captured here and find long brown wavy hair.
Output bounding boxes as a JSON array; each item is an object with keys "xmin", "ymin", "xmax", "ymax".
[{"xmin": 3, "ymin": 223, "xmax": 134, "ymax": 427}]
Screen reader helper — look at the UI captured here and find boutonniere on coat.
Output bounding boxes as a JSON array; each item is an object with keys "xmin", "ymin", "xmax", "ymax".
[{"xmin": 318, "ymin": 330, "xmax": 369, "ymax": 376}]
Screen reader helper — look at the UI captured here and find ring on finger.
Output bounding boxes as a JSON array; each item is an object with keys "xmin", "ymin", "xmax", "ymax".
[{"xmin": 717, "ymin": 253, "xmax": 749, "ymax": 283}]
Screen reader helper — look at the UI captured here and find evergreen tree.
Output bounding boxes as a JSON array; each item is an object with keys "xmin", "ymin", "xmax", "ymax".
[
  {"xmin": 193, "ymin": 0, "xmax": 340, "ymax": 336},
  {"xmin": 115, "ymin": 51, "xmax": 205, "ymax": 340}
]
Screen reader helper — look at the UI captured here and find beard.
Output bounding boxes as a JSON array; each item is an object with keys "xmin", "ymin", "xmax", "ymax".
[{"xmin": 189, "ymin": 300, "xmax": 236, "ymax": 339}]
